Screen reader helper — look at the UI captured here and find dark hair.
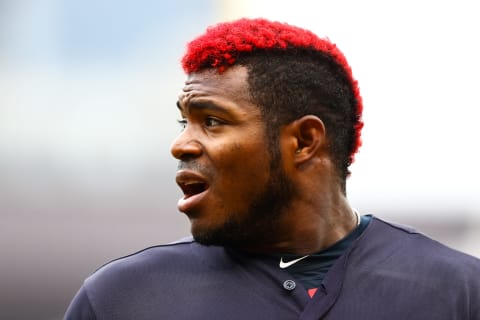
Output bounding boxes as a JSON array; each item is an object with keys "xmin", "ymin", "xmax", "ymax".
[{"xmin": 182, "ymin": 18, "xmax": 363, "ymax": 185}]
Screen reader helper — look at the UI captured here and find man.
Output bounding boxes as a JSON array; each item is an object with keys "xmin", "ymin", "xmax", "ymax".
[{"xmin": 65, "ymin": 18, "xmax": 480, "ymax": 319}]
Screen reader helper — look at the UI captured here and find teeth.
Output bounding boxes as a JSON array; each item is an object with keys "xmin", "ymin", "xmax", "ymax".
[{"xmin": 184, "ymin": 181, "xmax": 202, "ymax": 186}]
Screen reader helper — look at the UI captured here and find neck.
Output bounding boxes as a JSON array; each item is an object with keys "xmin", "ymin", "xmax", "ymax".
[
  {"xmin": 244, "ymin": 194, "xmax": 357, "ymax": 255},
  {"xmin": 243, "ymin": 156, "xmax": 356, "ymax": 255}
]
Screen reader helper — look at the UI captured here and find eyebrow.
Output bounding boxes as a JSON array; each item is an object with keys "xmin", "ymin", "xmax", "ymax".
[{"xmin": 176, "ymin": 100, "xmax": 226, "ymax": 113}]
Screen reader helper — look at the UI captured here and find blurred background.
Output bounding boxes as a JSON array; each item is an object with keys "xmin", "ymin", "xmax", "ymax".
[{"xmin": 1, "ymin": 0, "xmax": 479, "ymax": 318}]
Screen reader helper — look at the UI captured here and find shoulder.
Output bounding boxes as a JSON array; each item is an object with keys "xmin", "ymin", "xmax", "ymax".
[
  {"xmin": 82, "ymin": 236, "xmax": 200, "ymax": 297},
  {"xmin": 330, "ymin": 216, "xmax": 480, "ymax": 319},
  {"xmin": 65, "ymin": 237, "xmax": 199, "ymax": 319},
  {"xmin": 83, "ymin": 236, "xmax": 237, "ymax": 292},
  {"xmin": 358, "ymin": 216, "xmax": 480, "ymax": 280},
  {"xmin": 102, "ymin": 236, "xmax": 196, "ymax": 267},
  {"xmin": 87, "ymin": 236, "xmax": 196, "ymax": 282},
  {"xmin": 102, "ymin": 236, "xmax": 196, "ymax": 268}
]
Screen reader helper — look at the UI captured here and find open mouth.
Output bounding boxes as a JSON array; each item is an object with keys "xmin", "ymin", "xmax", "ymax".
[
  {"xmin": 175, "ymin": 170, "xmax": 210, "ymax": 212},
  {"xmin": 180, "ymin": 182, "xmax": 209, "ymax": 199}
]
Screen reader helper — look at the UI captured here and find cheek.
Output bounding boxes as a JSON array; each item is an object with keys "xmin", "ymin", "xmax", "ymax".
[
  {"xmin": 218, "ymin": 139, "xmax": 266, "ymax": 166},
  {"xmin": 231, "ymin": 142, "xmax": 242, "ymax": 151},
  {"xmin": 218, "ymin": 143, "xmax": 271, "ymax": 189}
]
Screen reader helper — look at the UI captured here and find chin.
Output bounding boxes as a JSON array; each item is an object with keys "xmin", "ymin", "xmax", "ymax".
[
  {"xmin": 190, "ymin": 221, "xmax": 239, "ymax": 247},
  {"xmin": 190, "ymin": 223, "xmax": 219, "ymax": 245},
  {"xmin": 191, "ymin": 229, "xmax": 222, "ymax": 246}
]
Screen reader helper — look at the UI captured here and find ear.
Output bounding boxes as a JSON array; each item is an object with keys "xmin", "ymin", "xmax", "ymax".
[{"xmin": 283, "ymin": 115, "xmax": 327, "ymax": 166}]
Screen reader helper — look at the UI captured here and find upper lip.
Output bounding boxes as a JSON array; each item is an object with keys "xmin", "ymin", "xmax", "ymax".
[{"xmin": 175, "ymin": 170, "xmax": 209, "ymax": 197}]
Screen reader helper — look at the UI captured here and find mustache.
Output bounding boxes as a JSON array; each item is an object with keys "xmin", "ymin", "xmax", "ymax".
[{"xmin": 177, "ymin": 161, "xmax": 214, "ymax": 177}]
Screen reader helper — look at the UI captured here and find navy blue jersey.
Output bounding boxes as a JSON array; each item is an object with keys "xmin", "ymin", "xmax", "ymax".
[{"xmin": 64, "ymin": 217, "xmax": 480, "ymax": 319}]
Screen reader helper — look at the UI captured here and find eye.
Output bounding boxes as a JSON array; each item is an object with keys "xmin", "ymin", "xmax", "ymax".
[
  {"xmin": 177, "ymin": 119, "xmax": 187, "ymax": 130},
  {"xmin": 205, "ymin": 117, "xmax": 222, "ymax": 127}
]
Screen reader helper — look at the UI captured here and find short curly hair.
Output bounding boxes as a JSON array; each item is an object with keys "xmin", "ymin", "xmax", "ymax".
[{"xmin": 181, "ymin": 18, "xmax": 363, "ymax": 185}]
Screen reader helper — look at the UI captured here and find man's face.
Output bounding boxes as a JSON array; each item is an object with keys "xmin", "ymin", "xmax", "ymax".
[{"xmin": 171, "ymin": 66, "xmax": 294, "ymax": 248}]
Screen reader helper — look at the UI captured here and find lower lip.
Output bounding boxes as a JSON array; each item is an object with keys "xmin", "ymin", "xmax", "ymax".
[{"xmin": 177, "ymin": 189, "xmax": 208, "ymax": 213}]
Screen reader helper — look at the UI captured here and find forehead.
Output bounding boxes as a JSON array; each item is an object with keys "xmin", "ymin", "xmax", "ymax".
[{"xmin": 178, "ymin": 66, "xmax": 253, "ymax": 110}]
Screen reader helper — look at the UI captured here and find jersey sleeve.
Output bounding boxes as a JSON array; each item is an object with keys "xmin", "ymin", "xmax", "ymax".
[{"xmin": 64, "ymin": 285, "xmax": 97, "ymax": 320}]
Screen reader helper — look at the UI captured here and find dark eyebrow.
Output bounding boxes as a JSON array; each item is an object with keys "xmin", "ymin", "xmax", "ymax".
[{"xmin": 176, "ymin": 100, "xmax": 226, "ymax": 113}]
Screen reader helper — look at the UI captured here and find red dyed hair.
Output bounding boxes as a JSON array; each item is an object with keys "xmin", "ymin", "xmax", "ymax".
[{"xmin": 181, "ymin": 18, "xmax": 363, "ymax": 164}]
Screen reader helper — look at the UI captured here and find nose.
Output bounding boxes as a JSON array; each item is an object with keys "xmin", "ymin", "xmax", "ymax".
[{"xmin": 170, "ymin": 128, "xmax": 203, "ymax": 160}]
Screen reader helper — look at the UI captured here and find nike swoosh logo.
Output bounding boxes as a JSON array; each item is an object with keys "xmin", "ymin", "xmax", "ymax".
[{"xmin": 279, "ymin": 255, "xmax": 309, "ymax": 269}]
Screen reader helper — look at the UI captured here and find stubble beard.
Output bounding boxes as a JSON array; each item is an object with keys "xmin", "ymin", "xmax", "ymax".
[{"xmin": 192, "ymin": 154, "xmax": 295, "ymax": 249}]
